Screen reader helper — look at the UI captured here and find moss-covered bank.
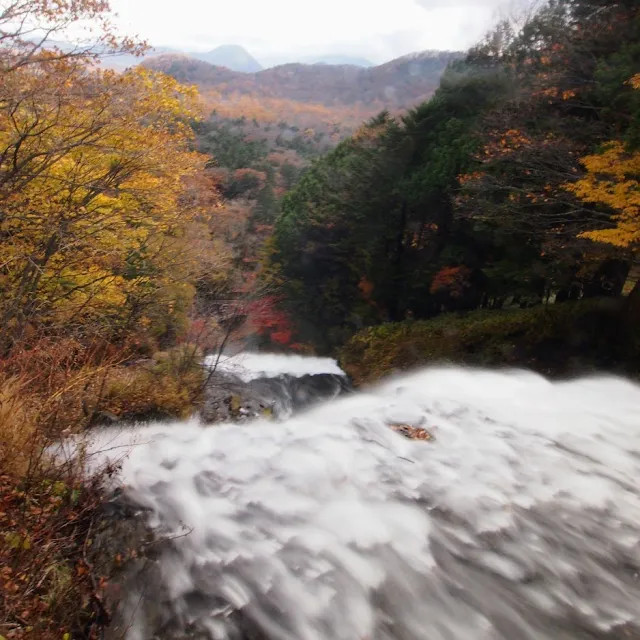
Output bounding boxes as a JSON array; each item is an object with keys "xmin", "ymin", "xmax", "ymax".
[{"xmin": 340, "ymin": 298, "xmax": 640, "ymax": 386}]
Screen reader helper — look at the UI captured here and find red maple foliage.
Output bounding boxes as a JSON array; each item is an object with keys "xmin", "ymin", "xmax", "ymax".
[
  {"xmin": 430, "ymin": 266, "xmax": 472, "ymax": 299},
  {"xmin": 247, "ymin": 296, "xmax": 296, "ymax": 347}
]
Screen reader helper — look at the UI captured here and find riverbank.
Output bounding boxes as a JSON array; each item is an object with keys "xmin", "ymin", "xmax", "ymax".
[
  {"xmin": 0, "ymin": 342, "xmax": 206, "ymax": 639},
  {"xmin": 340, "ymin": 298, "xmax": 640, "ymax": 386},
  {"xmin": 0, "ymin": 347, "xmax": 353, "ymax": 638}
]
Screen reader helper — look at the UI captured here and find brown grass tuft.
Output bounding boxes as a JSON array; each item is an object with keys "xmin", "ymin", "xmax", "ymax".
[{"xmin": 0, "ymin": 377, "xmax": 36, "ymax": 478}]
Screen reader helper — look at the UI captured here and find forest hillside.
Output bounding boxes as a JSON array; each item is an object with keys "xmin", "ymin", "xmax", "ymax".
[{"xmin": 262, "ymin": 0, "xmax": 640, "ymax": 377}]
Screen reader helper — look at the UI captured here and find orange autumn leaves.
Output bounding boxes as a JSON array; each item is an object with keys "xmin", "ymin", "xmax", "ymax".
[
  {"xmin": 566, "ymin": 141, "xmax": 640, "ymax": 247},
  {"xmin": 430, "ymin": 266, "xmax": 472, "ymax": 299}
]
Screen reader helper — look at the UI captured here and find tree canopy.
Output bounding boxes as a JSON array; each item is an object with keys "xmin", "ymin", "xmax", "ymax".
[
  {"xmin": 266, "ymin": 0, "xmax": 640, "ymax": 352},
  {"xmin": 0, "ymin": 0, "xmax": 226, "ymax": 351}
]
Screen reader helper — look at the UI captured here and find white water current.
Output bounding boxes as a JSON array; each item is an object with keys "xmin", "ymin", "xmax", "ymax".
[
  {"xmin": 205, "ymin": 351, "xmax": 345, "ymax": 382},
  {"xmin": 84, "ymin": 356, "xmax": 640, "ymax": 640}
]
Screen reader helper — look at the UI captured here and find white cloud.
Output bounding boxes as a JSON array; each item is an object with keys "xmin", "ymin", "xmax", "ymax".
[{"xmin": 109, "ymin": 0, "xmax": 513, "ymax": 63}]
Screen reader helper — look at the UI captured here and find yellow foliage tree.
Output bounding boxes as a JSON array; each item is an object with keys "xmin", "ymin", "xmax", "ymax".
[
  {"xmin": 565, "ymin": 141, "xmax": 640, "ymax": 247},
  {"xmin": 564, "ymin": 75, "xmax": 640, "ymax": 249},
  {"xmin": 0, "ymin": 11, "xmax": 211, "ymax": 347}
]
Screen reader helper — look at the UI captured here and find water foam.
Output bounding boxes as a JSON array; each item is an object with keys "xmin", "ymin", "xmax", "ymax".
[
  {"xmin": 205, "ymin": 351, "xmax": 345, "ymax": 382},
  {"xmin": 87, "ymin": 365, "xmax": 640, "ymax": 640}
]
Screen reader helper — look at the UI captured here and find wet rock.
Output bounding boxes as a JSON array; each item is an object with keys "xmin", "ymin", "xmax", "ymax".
[
  {"xmin": 199, "ymin": 371, "xmax": 352, "ymax": 424},
  {"xmin": 87, "ymin": 495, "xmax": 158, "ymax": 639}
]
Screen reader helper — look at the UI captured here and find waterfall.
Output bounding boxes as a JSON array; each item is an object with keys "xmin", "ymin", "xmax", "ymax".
[{"xmin": 80, "ymin": 357, "xmax": 640, "ymax": 640}]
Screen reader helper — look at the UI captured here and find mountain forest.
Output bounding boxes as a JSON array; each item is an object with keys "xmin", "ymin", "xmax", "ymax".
[
  {"xmin": 265, "ymin": 0, "xmax": 640, "ymax": 372},
  {"xmin": 0, "ymin": 0, "xmax": 639, "ymax": 636}
]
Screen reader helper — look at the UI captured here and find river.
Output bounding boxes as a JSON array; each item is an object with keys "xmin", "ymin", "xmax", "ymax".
[{"xmin": 80, "ymin": 354, "xmax": 640, "ymax": 640}]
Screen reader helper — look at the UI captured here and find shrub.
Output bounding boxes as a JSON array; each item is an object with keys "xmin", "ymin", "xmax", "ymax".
[{"xmin": 100, "ymin": 344, "xmax": 205, "ymax": 421}]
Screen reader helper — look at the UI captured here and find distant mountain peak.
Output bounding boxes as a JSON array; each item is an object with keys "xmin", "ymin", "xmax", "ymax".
[{"xmin": 189, "ymin": 45, "xmax": 262, "ymax": 73}]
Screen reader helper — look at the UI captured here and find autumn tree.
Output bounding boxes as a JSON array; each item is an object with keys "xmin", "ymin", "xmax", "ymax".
[
  {"xmin": 562, "ymin": 68, "xmax": 640, "ymax": 247},
  {"xmin": 0, "ymin": 0, "xmax": 226, "ymax": 351},
  {"xmin": 567, "ymin": 141, "xmax": 640, "ymax": 247},
  {"xmin": 0, "ymin": 67, "xmax": 209, "ymax": 348},
  {"xmin": 458, "ymin": 0, "xmax": 639, "ymax": 297},
  {"xmin": 0, "ymin": 0, "xmax": 144, "ymax": 73}
]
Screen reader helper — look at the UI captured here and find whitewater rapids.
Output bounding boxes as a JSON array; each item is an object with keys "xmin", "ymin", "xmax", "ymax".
[
  {"xmin": 85, "ymin": 360, "xmax": 640, "ymax": 640},
  {"xmin": 205, "ymin": 351, "xmax": 345, "ymax": 383}
]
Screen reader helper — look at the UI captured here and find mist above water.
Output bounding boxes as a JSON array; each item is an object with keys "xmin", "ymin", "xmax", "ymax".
[{"xmin": 87, "ymin": 358, "xmax": 640, "ymax": 640}]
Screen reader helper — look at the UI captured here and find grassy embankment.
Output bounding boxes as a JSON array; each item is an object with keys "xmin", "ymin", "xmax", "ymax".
[{"xmin": 340, "ymin": 298, "xmax": 640, "ymax": 386}]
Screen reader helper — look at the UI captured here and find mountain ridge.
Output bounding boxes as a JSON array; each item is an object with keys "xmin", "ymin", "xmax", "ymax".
[
  {"xmin": 293, "ymin": 54, "xmax": 374, "ymax": 68},
  {"xmin": 142, "ymin": 49, "xmax": 463, "ymax": 109}
]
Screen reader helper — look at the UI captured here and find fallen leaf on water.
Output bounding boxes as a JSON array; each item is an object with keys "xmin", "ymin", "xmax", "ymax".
[{"xmin": 388, "ymin": 424, "xmax": 434, "ymax": 441}]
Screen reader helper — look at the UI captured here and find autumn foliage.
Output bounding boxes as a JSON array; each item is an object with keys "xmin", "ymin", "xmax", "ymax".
[
  {"xmin": 568, "ymin": 141, "xmax": 640, "ymax": 247},
  {"xmin": 564, "ymin": 73, "xmax": 640, "ymax": 249},
  {"xmin": 246, "ymin": 296, "xmax": 295, "ymax": 347},
  {"xmin": 1, "ymin": 63, "xmax": 207, "ymax": 349},
  {"xmin": 0, "ymin": 1, "xmax": 230, "ymax": 637},
  {"xmin": 430, "ymin": 266, "xmax": 472, "ymax": 299},
  {"xmin": 0, "ymin": 472, "xmax": 112, "ymax": 639}
]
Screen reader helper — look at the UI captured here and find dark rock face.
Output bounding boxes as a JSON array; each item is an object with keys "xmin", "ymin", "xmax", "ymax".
[
  {"xmin": 200, "ymin": 372, "xmax": 352, "ymax": 423},
  {"xmin": 88, "ymin": 497, "xmax": 159, "ymax": 639}
]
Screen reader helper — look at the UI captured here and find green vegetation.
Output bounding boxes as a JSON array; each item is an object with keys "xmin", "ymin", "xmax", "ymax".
[
  {"xmin": 196, "ymin": 120, "xmax": 270, "ymax": 171},
  {"xmin": 340, "ymin": 299, "xmax": 640, "ymax": 385},
  {"xmin": 266, "ymin": 0, "xmax": 640, "ymax": 356}
]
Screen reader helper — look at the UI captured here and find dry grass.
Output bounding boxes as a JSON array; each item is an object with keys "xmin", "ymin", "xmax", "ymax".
[
  {"xmin": 0, "ymin": 377, "xmax": 35, "ymax": 478},
  {"xmin": 0, "ymin": 338, "xmax": 145, "ymax": 638},
  {"xmin": 0, "ymin": 339, "xmax": 116, "ymax": 481},
  {"xmin": 0, "ymin": 336, "xmax": 207, "ymax": 638}
]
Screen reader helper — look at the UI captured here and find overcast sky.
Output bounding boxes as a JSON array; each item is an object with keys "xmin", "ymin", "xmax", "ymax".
[{"xmin": 109, "ymin": 0, "xmax": 516, "ymax": 64}]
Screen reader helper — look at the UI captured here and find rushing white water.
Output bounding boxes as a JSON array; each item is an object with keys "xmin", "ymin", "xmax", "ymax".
[
  {"xmin": 88, "ymin": 362, "xmax": 640, "ymax": 640},
  {"xmin": 205, "ymin": 351, "xmax": 345, "ymax": 382}
]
